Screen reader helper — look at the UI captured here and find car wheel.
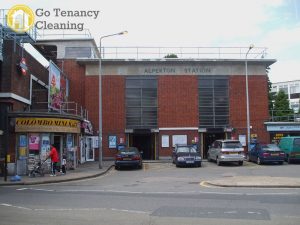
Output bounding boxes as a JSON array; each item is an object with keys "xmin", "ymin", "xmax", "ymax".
[
  {"xmin": 198, "ymin": 162, "xmax": 202, "ymax": 167},
  {"xmin": 216, "ymin": 157, "xmax": 221, "ymax": 166},
  {"xmin": 238, "ymin": 161, "xmax": 243, "ymax": 166},
  {"xmin": 287, "ymin": 155, "xmax": 293, "ymax": 164},
  {"xmin": 115, "ymin": 165, "xmax": 120, "ymax": 170},
  {"xmin": 278, "ymin": 161, "xmax": 284, "ymax": 165},
  {"xmin": 257, "ymin": 157, "xmax": 262, "ymax": 165},
  {"xmin": 246, "ymin": 154, "xmax": 251, "ymax": 162},
  {"xmin": 138, "ymin": 163, "xmax": 143, "ymax": 169},
  {"xmin": 207, "ymin": 154, "xmax": 211, "ymax": 162}
]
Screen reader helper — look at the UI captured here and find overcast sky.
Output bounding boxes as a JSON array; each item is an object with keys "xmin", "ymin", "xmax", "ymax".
[{"xmin": 3, "ymin": 0, "xmax": 300, "ymax": 83}]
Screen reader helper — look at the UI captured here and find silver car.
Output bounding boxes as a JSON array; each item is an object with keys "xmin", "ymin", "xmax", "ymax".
[{"xmin": 207, "ymin": 140, "xmax": 245, "ymax": 166}]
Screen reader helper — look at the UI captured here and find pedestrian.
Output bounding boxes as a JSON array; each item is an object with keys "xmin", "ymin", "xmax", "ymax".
[
  {"xmin": 61, "ymin": 154, "xmax": 67, "ymax": 175},
  {"xmin": 48, "ymin": 144, "xmax": 59, "ymax": 176}
]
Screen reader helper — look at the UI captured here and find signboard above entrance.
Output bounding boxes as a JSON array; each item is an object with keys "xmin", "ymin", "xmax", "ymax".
[{"xmin": 15, "ymin": 117, "xmax": 81, "ymax": 133}]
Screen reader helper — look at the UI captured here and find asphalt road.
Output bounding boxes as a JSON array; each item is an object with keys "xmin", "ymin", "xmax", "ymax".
[{"xmin": 1, "ymin": 162, "xmax": 300, "ymax": 225}]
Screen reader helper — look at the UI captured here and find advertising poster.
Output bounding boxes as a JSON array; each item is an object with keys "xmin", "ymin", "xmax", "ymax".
[
  {"xmin": 49, "ymin": 61, "xmax": 62, "ymax": 110},
  {"xmin": 67, "ymin": 134, "xmax": 73, "ymax": 148},
  {"xmin": 29, "ymin": 133, "xmax": 40, "ymax": 150},
  {"xmin": 19, "ymin": 135, "xmax": 27, "ymax": 147},
  {"xmin": 108, "ymin": 135, "xmax": 117, "ymax": 148},
  {"xmin": 41, "ymin": 135, "xmax": 50, "ymax": 160}
]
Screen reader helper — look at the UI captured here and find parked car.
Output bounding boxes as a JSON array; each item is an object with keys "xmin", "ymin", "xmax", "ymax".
[
  {"xmin": 172, "ymin": 144, "xmax": 202, "ymax": 167},
  {"xmin": 114, "ymin": 147, "xmax": 143, "ymax": 170},
  {"xmin": 248, "ymin": 143, "xmax": 285, "ymax": 165},
  {"xmin": 278, "ymin": 136, "xmax": 300, "ymax": 163},
  {"xmin": 207, "ymin": 140, "xmax": 244, "ymax": 166}
]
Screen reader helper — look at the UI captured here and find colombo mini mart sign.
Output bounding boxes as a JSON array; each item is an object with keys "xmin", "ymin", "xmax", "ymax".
[
  {"xmin": 15, "ymin": 118, "xmax": 81, "ymax": 133},
  {"xmin": 6, "ymin": 4, "xmax": 100, "ymax": 33}
]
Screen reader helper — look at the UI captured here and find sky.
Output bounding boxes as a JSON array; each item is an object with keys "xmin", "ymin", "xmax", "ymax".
[{"xmin": 2, "ymin": 0, "xmax": 300, "ymax": 83}]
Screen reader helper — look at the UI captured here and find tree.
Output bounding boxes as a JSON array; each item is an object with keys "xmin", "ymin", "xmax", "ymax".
[
  {"xmin": 273, "ymin": 90, "xmax": 293, "ymax": 118},
  {"xmin": 164, "ymin": 53, "xmax": 178, "ymax": 58}
]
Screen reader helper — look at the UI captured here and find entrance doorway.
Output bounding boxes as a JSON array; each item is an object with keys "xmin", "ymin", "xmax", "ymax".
[
  {"xmin": 202, "ymin": 132, "xmax": 225, "ymax": 159},
  {"xmin": 129, "ymin": 131, "xmax": 155, "ymax": 160},
  {"xmin": 53, "ymin": 135, "xmax": 62, "ymax": 157}
]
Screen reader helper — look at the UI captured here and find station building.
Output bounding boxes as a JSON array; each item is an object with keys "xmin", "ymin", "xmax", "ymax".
[{"xmin": 33, "ymin": 38, "xmax": 276, "ymax": 160}]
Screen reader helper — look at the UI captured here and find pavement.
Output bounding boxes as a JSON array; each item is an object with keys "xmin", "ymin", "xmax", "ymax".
[
  {"xmin": 203, "ymin": 176, "xmax": 300, "ymax": 188},
  {"xmin": 0, "ymin": 160, "xmax": 114, "ymax": 186},
  {"xmin": 1, "ymin": 160, "xmax": 300, "ymax": 188}
]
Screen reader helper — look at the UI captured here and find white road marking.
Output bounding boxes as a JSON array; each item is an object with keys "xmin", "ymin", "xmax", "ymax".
[
  {"xmin": 1, "ymin": 203, "xmax": 31, "ymax": 210},
  {"xmin": 224, "ymin": 211, "xmax": 237, "ymax": 214},
  {"xmin": 16, "ymin": 187, "xmax": 54, "ymax": 192},
  {"xmin": 15, "ymin": 185, "xmax": 300, "ymax": 196},
  {"xmin": 248, "ymin": 211, "xmax": 262, "ymax": 214},
  {"xmin": 1, "ymin": 203, "xmax": 149, "ymax": 214}
]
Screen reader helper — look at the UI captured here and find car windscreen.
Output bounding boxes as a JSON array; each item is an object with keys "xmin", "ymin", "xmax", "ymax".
[
  {"xmin": 261, "ymin": 144, "xmax": 281, "ymax": 151},
  {"xmin": 176, "ymin": 147, "xmax": 197, "ymax": 153},
  {"xmin": 222, "ymin": 142, "xmax": 242, "ymax": 148}
]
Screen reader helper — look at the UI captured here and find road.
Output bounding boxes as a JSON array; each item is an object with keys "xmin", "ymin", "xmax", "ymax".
[{"xmin": 1, "ymin": 162, "xmax": 300, "ymax": 225}]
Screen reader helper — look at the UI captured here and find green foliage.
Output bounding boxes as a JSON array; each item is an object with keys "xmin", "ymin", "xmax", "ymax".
[
  {"xmin": 273, "ymin": 90, "xmax": 293, "ymax": 117},
  {"xmin": 164, "ymin": 53, "xmax": 178, "ymax": 58}
]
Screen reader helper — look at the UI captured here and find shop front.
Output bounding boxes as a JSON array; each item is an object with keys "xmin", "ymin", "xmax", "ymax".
[
  {"xmin": 265, "ymin": 122, "xmax": 300, "ymax": 144},
  {"xmin": 14, "ymin": 116, "xmax": 81, "ymax": 175}
]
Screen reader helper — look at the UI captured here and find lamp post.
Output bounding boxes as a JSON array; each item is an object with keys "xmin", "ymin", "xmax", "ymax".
[
  {"xmin": 98, "ymin": 31, "xmax": 128, "ymax": 169},
  {"xmin": 245, "ymin": 44, "xmax": 254, "ymax": 153}
]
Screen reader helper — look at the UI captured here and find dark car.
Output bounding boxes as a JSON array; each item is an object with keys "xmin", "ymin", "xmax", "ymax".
[
  {"xmin": 115, "ymin": 147, "xmax": 143, "ymax": 170},
  {"xmin": 172, "ymin": 144, "xmax": 202, "ymax": 167},
  {"xmin": 248, "ymin": 143, "xmax": 285, "ymax": 165}
]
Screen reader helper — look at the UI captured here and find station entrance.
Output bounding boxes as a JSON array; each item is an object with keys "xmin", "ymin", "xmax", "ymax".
[
  {"xmin": 202, "ymin": 131, "xmax": 225, "ymax": 159},
  {"xmin": 129, "ymin": 130, "xmax": 156, "ymax": 160}
]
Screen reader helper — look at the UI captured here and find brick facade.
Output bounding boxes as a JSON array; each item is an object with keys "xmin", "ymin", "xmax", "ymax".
[
  {"xmin": 229, "ymin": 75, "xmax": 270, "ymax": 144},
  {"xmin": 158, "ymin": 75, "xmax": 199, "ymax": 128}
]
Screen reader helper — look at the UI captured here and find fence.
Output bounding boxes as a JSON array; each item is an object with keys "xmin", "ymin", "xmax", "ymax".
[{"xmin": 269, "ymin": 110, "xmax": 300, "ymax": 122}]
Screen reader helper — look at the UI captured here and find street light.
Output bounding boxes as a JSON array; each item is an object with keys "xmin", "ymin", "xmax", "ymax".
[
  {"xmin": 245, "ymin": 44, "xmax": 254, "ymax": 154},
  {"xmin": 98, "ymin": 31, "xmax": 128, "ymax": 169}
]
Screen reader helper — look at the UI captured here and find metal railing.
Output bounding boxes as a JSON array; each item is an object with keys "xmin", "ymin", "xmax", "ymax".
[
  {"xmin": 36, "ymin": 28, "xmax": 92, "ymax": 40},
  {"xmin": 62, "ymin": 46, "xmax": 268, "ymax": 60},
  {"xmin": 0, "ymin": 9, "xmax": 37, "ymax": 43},
  {"xmin": 29, "ymin": 101, "xmax": 89, "ymax": 119},
  {"xmin": 269, "ymin": 110, "xmax": 300, "ymax": 122},
  {"xmin": 100, "ymin": 46, "xmax": 268, "ymax": 60}
]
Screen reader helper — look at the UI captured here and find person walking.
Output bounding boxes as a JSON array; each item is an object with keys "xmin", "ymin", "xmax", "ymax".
[{"xmin": 48, "ymin": 144, "xmax": 59, "ymax": 176}]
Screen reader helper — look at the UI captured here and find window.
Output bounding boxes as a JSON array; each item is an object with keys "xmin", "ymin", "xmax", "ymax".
[
  {"xmin": 198, "ymin": 76, "xmax": 229, "ymax": 128},
  {"xmin": 126, "ymin": 76, "xmax": 157, "ymax": 129}
]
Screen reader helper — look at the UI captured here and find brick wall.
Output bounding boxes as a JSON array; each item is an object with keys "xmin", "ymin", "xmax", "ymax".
[
  {"xmin": 158, "ymin": 130, "xmax": 199, "ymax": 157},
  {"xmin": 1, "ymin": 40, "xmax": 48, "ymax": 111},
  {"xmin": 229, "ymin": 75, "xmax": 270, "ymax": 144},
  {"xmin": 157, "ymin": 75, "xmax": 199, "ymax": 156},
  {"xmin": 57, "ymin": 59, "xmax": 86, "ymax": 108},
  {"xmin": 158, "ymin": 75, "xmax": 199, "ymax": 127},
  {"xmin": 101, "ymin": 75, "xmax": 126, "ymax": 157}
]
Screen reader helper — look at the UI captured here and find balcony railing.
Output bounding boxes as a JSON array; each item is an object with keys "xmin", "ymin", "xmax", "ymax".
[{"xmin": 28, "ymin": 101, "xmax": 89, "ymax": 120}]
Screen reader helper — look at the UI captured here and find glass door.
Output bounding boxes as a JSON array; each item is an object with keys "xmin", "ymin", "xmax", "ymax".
[{"xmin": 86, "ymin": 137, "xmax": 95, "ymax": 161}]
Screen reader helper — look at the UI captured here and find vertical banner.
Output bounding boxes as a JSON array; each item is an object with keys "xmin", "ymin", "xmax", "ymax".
[{"xmin": 49, "ymin": 61, "xmax": 62, "ymax": 110}]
